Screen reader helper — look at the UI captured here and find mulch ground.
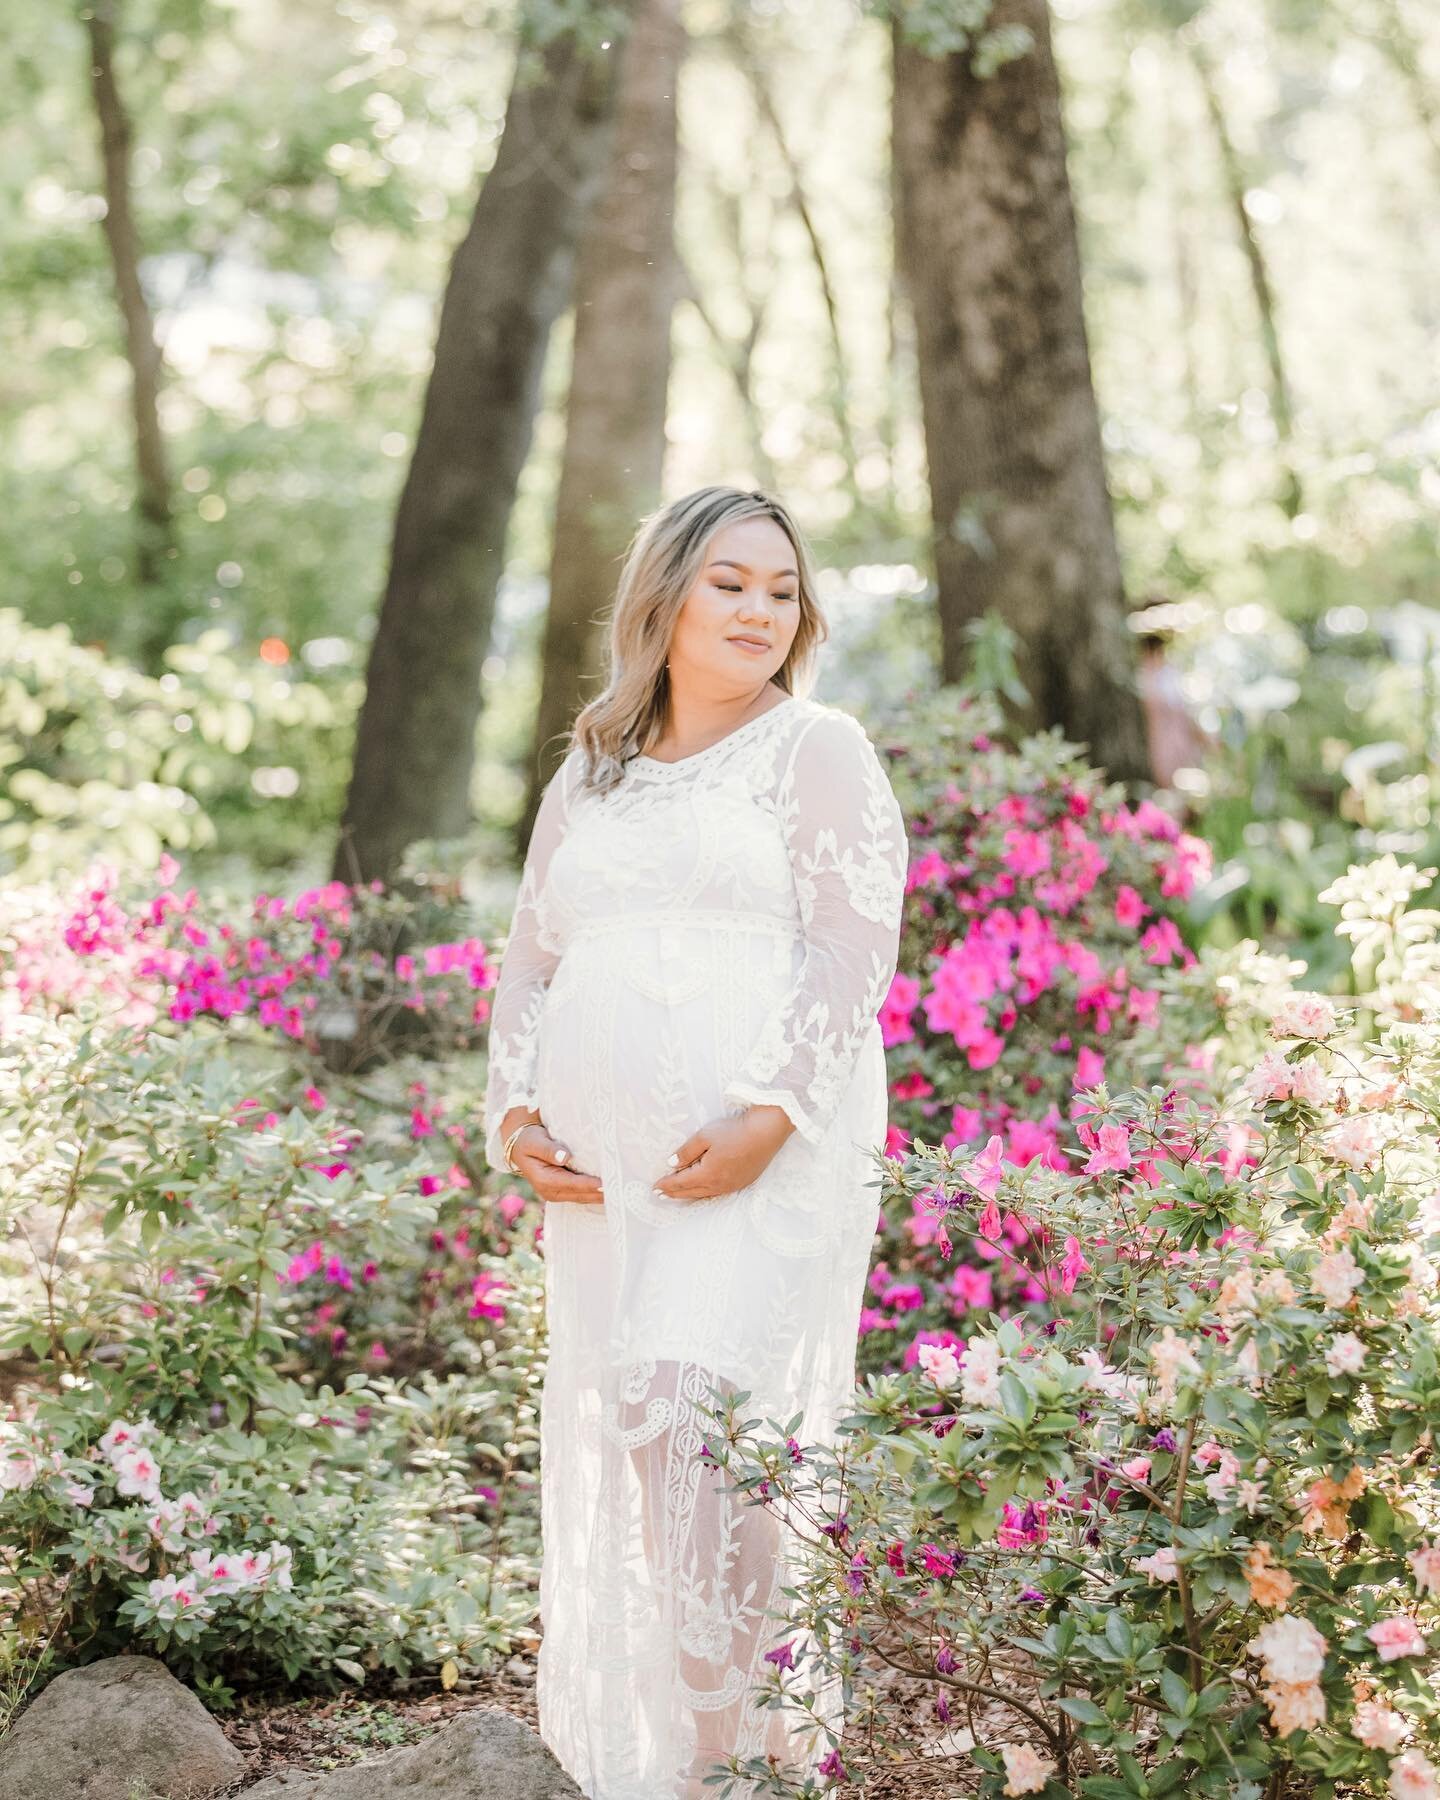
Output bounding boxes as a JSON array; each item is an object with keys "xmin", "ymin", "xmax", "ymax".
[{"xmin": 207, "ymin": 1642, "xmax": 1003, "ymax": 1797}]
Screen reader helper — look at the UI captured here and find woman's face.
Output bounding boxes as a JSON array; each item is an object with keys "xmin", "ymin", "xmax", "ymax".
[{"xmin": 665, "ymin": 516, "xmax": 802, "ymax": 694}]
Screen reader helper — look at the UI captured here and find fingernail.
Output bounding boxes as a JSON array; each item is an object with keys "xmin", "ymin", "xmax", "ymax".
[
  {"xmin": 555, "ymin": 1149, "xmax": 568, "ymax": 1164},
  {"xmin": 667, "ymin": 1153, "xmax": 679, "ymax": 1168}
]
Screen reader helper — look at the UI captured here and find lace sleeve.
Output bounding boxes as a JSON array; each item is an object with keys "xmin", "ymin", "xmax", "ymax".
[
  {"xmin": 722, "ymin": 709, "xmax": 908, "ymax": 1147},
  {"xmin": 482, "ymin": 747, "xmax": 582, "ymax": 1171}
]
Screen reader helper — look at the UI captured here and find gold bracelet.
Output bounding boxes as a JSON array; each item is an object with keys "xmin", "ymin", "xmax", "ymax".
[{"xmin": 501, "ymin": 1121, "xmax": 534, "ymax": 1173}]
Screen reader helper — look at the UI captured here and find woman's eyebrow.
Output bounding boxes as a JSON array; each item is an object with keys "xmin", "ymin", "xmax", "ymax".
[{"xmin": 708, "ymin": 559, "xmax": 799, "ymax": 579}]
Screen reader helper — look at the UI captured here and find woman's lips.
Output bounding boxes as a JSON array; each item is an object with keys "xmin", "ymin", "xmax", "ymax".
[{"xmin": 728, "ymin": 635, "xmax": 771, "ymax": 653}]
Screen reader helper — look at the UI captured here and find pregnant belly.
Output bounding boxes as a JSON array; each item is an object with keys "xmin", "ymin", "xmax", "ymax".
[{"xmin": 534, "ymin": 925, "xmax": 799, "ymax": 1184}]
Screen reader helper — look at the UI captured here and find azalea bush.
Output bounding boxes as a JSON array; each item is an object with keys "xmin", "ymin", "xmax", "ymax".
[
  {"xmin": 706, "ymin": 854, "xmax": 1440, "ymax": 1800},
  {"xmin": 0, "ymin": 875, "xmax": 550, "ymax": 1696},
  {"xmin": 859, "ymin": 691, "xmax": 1214, "ymax": 1374}
]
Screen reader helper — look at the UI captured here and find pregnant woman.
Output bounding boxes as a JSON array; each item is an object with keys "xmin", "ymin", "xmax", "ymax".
[{"xmin": 483, "ymin": 484, "xmax": 909, "ymax": 1799}]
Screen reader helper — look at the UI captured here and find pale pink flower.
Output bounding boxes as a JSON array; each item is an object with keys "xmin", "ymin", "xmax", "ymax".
[
  {"xmin": 960, "ymin": 1338, "xmax": 1003, "ymax": 1409},
  {"xmin": 1250, "ymin": 1615, "xmax": 1327, "ymax": 1686},
  {"xmin": 1258, "ymin": 1268, "xmax": 1296, "ymax": 1303},
  {"xmin": 1150, "ymin": 1326, "xmax": 1202, "ymax": 1405},
  {"xmin": 113, "ymin": 1446, "xmax": 163, "ymax": 1502},
  {"xmin": 1000, "ymin": 1743, "xmax": 1055, "ymax": 1797},
  {"xmin": 1407, "ymin": 1544, "xmax": 1440, "ymax": 1597},
  {"xmin": 1134, "ymin": 1547, "xmax": 1178, "ymax": 1582},
  {"xmin": 917, "ymin": 1343, "xmax": 960, "ymax": 1391},
  {"xmin": 65, "ymin": 1482, "xmax": 95, "ymax": 1507},
  {"xmin": 1324, "ymin": 1333, "xmax": 1366, "ymax": 1377},
  {"xmin": 1265, "ymin": 1680, "xmax": 1327, "ymax": 1736},
  {"xmin": 1353, "ymin": 1700, "xmax": 1408, "ymax": 1752},
  {"xmin": 1311, "ymin": 1247, "xmax": 1363, "ymax": 1311},
  {"xmin": 1270, "ymin": 993, "xmax": 1338, "ymax": 1040},
  {"xmin": 1368, "ymin": 1618, "xmax": 1429, "ymax": 1664},
  {"xmin": 1244, "ymin": 1051, "xmax": 1332, "ymax": 1106},
  {"xmin": 1391, "ymin": 1751, "xmax": 1439, "ymax": 1800},
  {"xmin": 1326, "ymin": 1116, "xmax": 1384, "ymax": 1171}
]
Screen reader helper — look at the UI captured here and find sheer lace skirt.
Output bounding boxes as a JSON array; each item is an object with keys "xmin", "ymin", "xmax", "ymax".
[{"xmin": 530, "ymin": 941, "xmax": 884, "ymax": 1798}]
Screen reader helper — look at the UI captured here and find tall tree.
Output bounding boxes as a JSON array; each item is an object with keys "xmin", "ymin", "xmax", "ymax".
[
  {"xmin": 82, "ymin": 0, "xmax": 175, "ymax": 655},
  {"xmin": 890, "ymin": 0, "xmax": 1151, "ymax": 782},
  {"xmin": 334, "ymin": 4, "xmax": 633, "ymax": 886},
  {"xmin": 516, "ymin": 0, "xmax": 683, "ymax": 854}
]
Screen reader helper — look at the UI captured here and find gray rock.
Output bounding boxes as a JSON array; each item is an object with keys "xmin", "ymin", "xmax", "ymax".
[
  {"xmin": 240, "ymin": 1710, "xmax": 582, "ymax": 1800},
  {"xmin": 0, "ymin": 1654, "xmax": 247, "ymax": 1800}
]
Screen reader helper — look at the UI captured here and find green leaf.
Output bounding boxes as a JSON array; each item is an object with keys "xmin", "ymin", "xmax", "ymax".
[
  {"xmin": 1104, "ymin": 1611, "xmax": 1135, "ymax": 1660},
  {"xmin": 1159, "ymin": 1668, "xmax": 1192, "ymax": 1716},
  {"xmin": 1058, "ymin": 1696, "xmax": 1109, "ymax": 1725}
]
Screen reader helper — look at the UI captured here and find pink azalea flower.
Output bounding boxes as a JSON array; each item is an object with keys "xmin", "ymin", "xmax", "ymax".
[{"xmin": 1083, "ymin": 1123, "xmax": 1132, "ymax": 1174}]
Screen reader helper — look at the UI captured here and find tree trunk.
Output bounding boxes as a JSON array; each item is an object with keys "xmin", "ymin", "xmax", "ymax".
[
  {"xmin": 891, "ymin": 0, "xmax": 1150, "ymax": 782},
  {"xmin": 516, "ymin": 0, "xmax": 683, "ymax": 855},
  {"xmin": 334, "ymin": 9, "xmax": 632, "ymax": 887},
  {"xmin": 84, "ymin": 0, "xmax": 175, "ymax": 647}
]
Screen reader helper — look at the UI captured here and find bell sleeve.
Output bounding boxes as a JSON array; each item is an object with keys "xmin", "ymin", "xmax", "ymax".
[
  {"xmin": 482, "ymin": 746, "xmax": 582, "ymax": 1172},
  {"xmin": 721, "ymin": 708, "xmax": 909, "ymax": 1147}
]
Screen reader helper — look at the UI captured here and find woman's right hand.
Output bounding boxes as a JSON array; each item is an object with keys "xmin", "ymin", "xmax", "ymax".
[{"xmin": 505, "ymin": 1116, "xmax": 605, "ymax": 1207}]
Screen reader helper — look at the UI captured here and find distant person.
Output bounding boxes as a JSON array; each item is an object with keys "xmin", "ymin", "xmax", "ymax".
[
  {"xmin": 1137, "ymin": 630, "xmax": 1212, "ymax": 789},
  {"xmin": 482, "ymin": 485, "xmax": 909, "ymax": 1795}
]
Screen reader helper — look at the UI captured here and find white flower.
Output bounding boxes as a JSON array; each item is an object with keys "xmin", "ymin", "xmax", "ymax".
[
  {"xmin": 1311, "ymin": 1247, "xmax": 1363, "ymax": 1311},
  {"xmin": 146, "ymin": 1572, "xmax": 213, "ymax": 1622},
  {"xmin": 960, "ymin": 1338, "xmax": 1003, "ymax": 1409},
  {"xmin": 189, "ymin": 1548, "xmax": 246, "ymax": 1593},
  {"xmin": 99, "ymin": 1418, "xmax": 154, "ymax": 1463},
  {"xmin": 65, "ymin": 1482, "xmax": 95, "ymax": 1508},
  {"xmin": 1235, "ymin": 1338, "xmax": 1263, "ymax": 1391},
  {"xmin": 1249, "ymin": 1614, "xmax": 1328, "ymax": 1686},
  {"xmin": 1324, "ymin": 1332, "xmax": 1366, "ymax": 1377},
  {"xmin": 0, "ymin": 1448, "xmax": 38, "ymax": 1492},
  {"xmin": 114, "ymin": 1445, "xmax": 163, "ymax": 1502},
  {"xmin": 1390, "ymin": 1749, "xmax": 1439, "ymax": 1800},
  {"xmin": 1000, "ymin": 1743, "xmax": 1055, "ymax": 1796},
  {"xmin": 1150, "ymin": 1326, "xmax": 1202, "ymax": 1406},
  {"xmin": 1078, "ymin": 1348, "xmax": 1140, "ymax": 1400},
  {"xmin": 1325, "ymin": 1116, "xmax": 1384, "ymax": 1171}
]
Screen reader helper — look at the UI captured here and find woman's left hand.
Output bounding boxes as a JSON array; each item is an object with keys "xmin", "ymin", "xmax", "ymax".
[{"xmin": 653, "ymin": 1105, "xmax": 794, "ymax": 1201}]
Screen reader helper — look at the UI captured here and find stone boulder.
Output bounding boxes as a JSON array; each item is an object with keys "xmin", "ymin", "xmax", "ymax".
[
  {"xmin": 240, "ymin": 1709, "xmax": 582, "ymax": 1800},
  {"xmin": 0, "ymin": 1654, "xmax": 247, "ymax": 1800}
]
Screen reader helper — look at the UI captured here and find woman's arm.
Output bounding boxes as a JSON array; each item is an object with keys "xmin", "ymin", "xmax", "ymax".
[
  {"xmin": 722, "ymin": 707, "xmax": 909, "ymax": 1145},
  {"xmin": 481, "ymin": 748, "xmax": 580, "ymax": 1172}
]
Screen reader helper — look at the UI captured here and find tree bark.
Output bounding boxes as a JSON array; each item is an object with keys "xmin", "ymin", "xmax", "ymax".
[
  {"xmin": 334, "ymin": 9, "xmax": 632, "ymax": 887},
  {"xmin": 891, "ymin": 0, "xmax": 1150, "ymax": 782},
  {"xmin": 516, "ymin": 0, "xmax": 683, "ymax": 855},
  {"xmin": 83, "ymin": 0, "xmax": 175, "ymax": 635}
]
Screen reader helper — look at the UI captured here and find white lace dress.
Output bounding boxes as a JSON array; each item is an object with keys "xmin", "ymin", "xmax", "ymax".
[{"xmin": 482, "ymin": 693, "xmax": 909, "ymax": 1800}]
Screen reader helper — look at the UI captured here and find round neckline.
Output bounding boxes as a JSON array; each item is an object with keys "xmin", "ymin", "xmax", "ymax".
[{"xmin": 631, "ymin": 693, "xmax": 797, "ymax": 772}]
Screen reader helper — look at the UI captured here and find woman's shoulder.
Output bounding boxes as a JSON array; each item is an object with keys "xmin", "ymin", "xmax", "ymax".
[{"xmin": 780, "ymin": 695, "xmax": 883, "ymax": 758}]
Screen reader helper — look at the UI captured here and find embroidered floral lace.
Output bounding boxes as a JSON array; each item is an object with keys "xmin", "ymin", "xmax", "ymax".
[{"xmin": 482, "ymin": 693, "xmax": 908, "ymax": 1798}]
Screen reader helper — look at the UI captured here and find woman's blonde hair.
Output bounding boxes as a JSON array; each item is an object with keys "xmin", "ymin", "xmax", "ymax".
[{"xmin": 570, "ymin": 485, "xmax": 829, "ymax": 796}]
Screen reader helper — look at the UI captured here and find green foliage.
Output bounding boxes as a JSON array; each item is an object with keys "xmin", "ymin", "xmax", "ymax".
[
  {"xmin": 708, "ymin": 857, "xmax": 1440, "ymax": 1797},
  {"xmin": 0, "ymin": 611, "xmax": 355, "ymax": 876},
  {"xmin": 0, "ymin": 1007, "xmax": 544, "ymax": 1697}
]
